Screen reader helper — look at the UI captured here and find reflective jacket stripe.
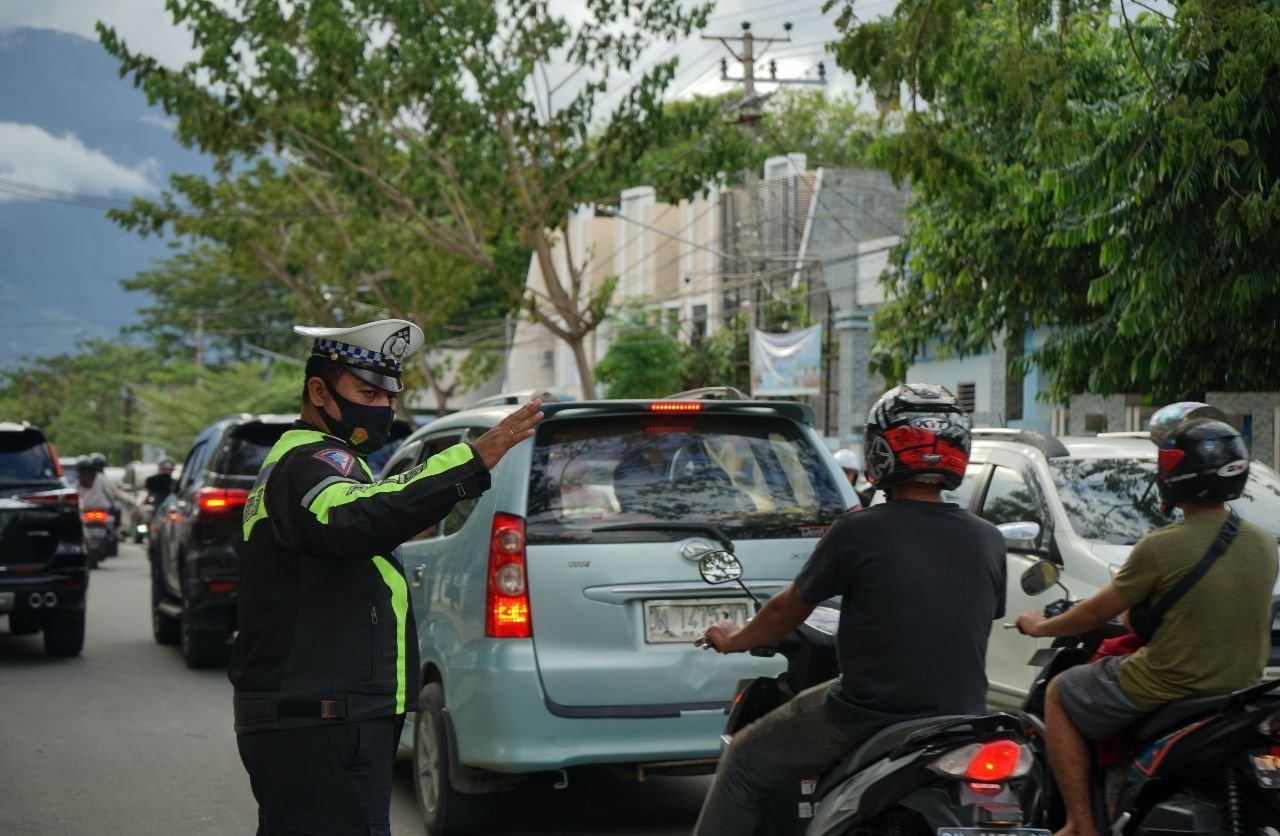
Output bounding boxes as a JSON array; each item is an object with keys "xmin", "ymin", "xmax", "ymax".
[
  {"xmin": 371, "ymin": 555, "xmax": 409, "ymax": 713},
  {"xmin": 242, "ymin": 429, "xmax": 329, "ymax": 540},
  {"xmin": 306, "ymin": 443, "xmax": 476, "ymax": 524}
]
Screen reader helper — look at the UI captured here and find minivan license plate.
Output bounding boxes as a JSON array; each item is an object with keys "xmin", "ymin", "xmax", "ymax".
[{"xmin": 644, "ymin": 598, "xmax": 749, "ymax": 644}]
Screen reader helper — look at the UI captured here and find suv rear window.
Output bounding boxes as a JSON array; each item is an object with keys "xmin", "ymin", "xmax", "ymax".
[
  {"xmin": 0, "ymin": 429, "xmax": 57, "ymax": 483},
  {"xmin": 218, "ymin": 422, "xmax": 291, "ymax": 477},
  {"xmin": 526, "ymin": 414, "xmax": 844, "ymax": 544}
]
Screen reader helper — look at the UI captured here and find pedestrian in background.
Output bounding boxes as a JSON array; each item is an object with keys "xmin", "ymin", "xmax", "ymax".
[
  {"xmin": 229, "ymin": 318, "xmax": 542, "ymax": 836},
  {"xmin": 833, "ymin": 448, "xmax": 872, "ymax": 507}
]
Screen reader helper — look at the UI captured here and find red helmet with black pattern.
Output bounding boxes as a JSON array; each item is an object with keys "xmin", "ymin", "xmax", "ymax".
[{"xmin": 865, "ymin": 383, "xmax": 971, "ymax": 492}]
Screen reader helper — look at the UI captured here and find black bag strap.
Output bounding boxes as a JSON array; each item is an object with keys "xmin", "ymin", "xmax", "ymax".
[{"xmin": 1148, "ymin": 510, "xmax": 1240, "ymax": 622}]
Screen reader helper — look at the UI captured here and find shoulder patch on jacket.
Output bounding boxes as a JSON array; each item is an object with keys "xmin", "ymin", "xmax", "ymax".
[{"xmin": 314, "ymin": 448, "xmax": 355, "ymax": 476}]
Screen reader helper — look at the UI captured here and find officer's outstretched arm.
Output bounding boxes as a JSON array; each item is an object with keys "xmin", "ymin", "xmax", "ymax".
[{"xmin": 284, "ymin": 443, "xmax": 492, "ymax": 558}]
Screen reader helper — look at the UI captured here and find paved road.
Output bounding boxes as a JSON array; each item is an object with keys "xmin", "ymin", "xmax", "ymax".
[{"xmin": 0, "ymin": 544, "xmax": 709, "ymax": 835}]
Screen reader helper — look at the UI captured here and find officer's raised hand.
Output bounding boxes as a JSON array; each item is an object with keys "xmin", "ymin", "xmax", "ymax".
[{"xmin": 473, "ymin": 399, "xmax": 544, "ymax": 469}]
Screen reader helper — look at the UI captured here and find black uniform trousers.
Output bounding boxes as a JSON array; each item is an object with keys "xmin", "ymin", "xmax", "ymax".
[{"xmin": 237, "ymin": 715, "xmax": 405, "ymax": 836}]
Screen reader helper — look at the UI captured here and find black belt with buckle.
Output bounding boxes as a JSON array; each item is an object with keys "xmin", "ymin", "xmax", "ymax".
[
  {"xmin": 237, "ymin": 697, "xmax": 349, "ymax": 724},
  {"xmin": 277, "ymin": 698, "xmax": 348, "ymax": 720}
]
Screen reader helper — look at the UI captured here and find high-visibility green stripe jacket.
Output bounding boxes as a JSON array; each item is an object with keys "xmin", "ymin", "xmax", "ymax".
[{"xmin": 229, "ymin": 422, "xmax": 491, "ymax": 734}]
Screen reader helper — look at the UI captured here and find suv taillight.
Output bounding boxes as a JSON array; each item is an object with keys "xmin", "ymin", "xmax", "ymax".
[
  {"xmin": 485, "ymin": 513, "xmax": 531, "ymax": 639},
  {"xmin": 197, "ymin": 488, "xmax": 250, "ymax": 513}
]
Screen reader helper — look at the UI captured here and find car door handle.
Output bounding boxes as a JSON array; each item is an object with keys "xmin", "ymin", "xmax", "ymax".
[{"xmin": 411, "ymin": 564, "xmax": 425, "ymax": 588}]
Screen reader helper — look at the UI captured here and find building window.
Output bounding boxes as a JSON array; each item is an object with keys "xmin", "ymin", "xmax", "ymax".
[
  {"xmin": 691, "ymin": 304, "xmax": 708, "ymax": 344},
  {"xmin": 957, "ymin": 382, "xmax": 976, "ymax": 414}
]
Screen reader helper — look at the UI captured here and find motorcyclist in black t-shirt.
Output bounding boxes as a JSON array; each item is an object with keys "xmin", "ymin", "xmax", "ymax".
[{"xmin": 692, "ymin": 384, "xmax": 1007, "ymax": 836}]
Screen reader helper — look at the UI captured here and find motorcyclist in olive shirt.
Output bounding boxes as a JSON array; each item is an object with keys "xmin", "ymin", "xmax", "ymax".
[{"xmin": 1016, "ymin": 404, "xmax": 1277, "ymax": 836}]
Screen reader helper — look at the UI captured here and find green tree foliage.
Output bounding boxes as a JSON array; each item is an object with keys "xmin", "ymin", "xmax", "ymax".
[
  {"xmin": 828, "ymin": 0, "xmax": 1280, "ymax": 400},
  {"xmin": 0, "ymin": 340, "xmax": 299, "ymax": 461},
  {"xmin": 100, "ymin": 0, "xmax": 713, "ymax": 398},
  {"xmin": 131, "ymin": 362, "xmax": 300, "ymax": 457},
  {"xmin": 595, "ymin": 301, "xmax": 689, "ymax": 398},
  {"xmin": 0, "ymin": 341, "xmax": 161, "ymax": 463}
]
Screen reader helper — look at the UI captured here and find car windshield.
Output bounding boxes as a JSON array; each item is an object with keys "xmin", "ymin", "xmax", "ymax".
[
  {"xmin": 0, "ymin": 431, "xmax": 57, "ymax": 483},
  {"xmin": 526, "ymin": 414, "xmax": 845, "ymax": 544},
  {"xmin": 1049, "ymin": 457, "xmax": 1280, "ymax": 545}
]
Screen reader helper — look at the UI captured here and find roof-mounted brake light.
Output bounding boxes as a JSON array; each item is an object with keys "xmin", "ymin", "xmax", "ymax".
[{"xmin": 649, "ymin": 402, "xmax": 703, "ymax": 413}]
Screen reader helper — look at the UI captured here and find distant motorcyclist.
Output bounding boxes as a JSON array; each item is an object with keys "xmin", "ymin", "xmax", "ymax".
[
  {"xmin": 692, "ymin": 384, "xmax": 1007, "ymax": 835},
  {"xmin": 75, "ymin": 456, "xmax": 119, "ymax": 513},
  {"xmin": 1016, "ymin": 403, "xmax": 1277, "ymax": 836},
  {"xmin": 143, "ymin": 458, "xmax": 177, "ymax": 507}
]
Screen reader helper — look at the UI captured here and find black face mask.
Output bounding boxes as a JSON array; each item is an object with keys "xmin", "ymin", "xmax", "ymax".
[{"xmin": 319, "ymin": 382, "xmax": 394, "ymax": 456}]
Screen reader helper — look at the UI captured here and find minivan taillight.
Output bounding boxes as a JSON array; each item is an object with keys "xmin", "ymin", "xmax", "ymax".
[
  {"xmin": 197, "ymin": 488, "xmax": 250, "ymax": 513},
  {"xmin": 485, "ymin": 513, "xmax": 531, "ymax": 638}
]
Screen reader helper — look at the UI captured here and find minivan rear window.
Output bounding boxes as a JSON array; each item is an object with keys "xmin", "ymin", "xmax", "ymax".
[
  {"xmin": 0, "ymin": 430, "xmax": 56, "ymax": 483},
  {"xmin": 220, "ymin": 423, "xmax": 291, "ymax": 477},
  {"xmin": 526, "ymin": 414, "xmax": 844, "ymax": 544}
]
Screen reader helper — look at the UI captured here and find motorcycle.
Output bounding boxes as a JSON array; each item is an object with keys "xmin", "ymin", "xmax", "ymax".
[
  {"xmin": 82, "ymin": 507, "xmax": 116, "ymax": 569},
  {"xmin": 1012, "ymin": 559, "xmax": 1280, "ymax": 834},
  {"xmin": 695, "ymin": 548, "xmax": 1048, "ymax": 836}
]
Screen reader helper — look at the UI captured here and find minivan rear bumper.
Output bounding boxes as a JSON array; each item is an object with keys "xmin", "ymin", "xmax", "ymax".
[{"xmin": 444, "ymin": 640, "xmax": 730, "ymax": 773}]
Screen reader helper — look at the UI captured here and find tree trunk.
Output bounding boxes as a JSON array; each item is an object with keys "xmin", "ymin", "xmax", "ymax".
[{"xmin": 569, "ymin": 334, "xmax": 594, "ymax": 398}]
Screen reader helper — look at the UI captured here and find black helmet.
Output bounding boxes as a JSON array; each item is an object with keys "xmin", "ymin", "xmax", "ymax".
[
  {"xmin": 1149, "ymin": 403, "xmax": 1248, "ymax": 510},
  {"xmin": 89, "ymin": 452, "xmax": 107, "ymax": 472},
  {"xmin": 157, "ymin": 457, "xmax": 176, "ymax": 474},
  {"xmin": 865, "ymin": 383, "xmax": 971, "ymax": 492},
  {"xmin": 75, "ymin": 456, "xmax": 95, "ymax": 473}
]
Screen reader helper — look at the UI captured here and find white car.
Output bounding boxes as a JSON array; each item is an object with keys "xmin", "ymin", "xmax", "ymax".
[{"xmin": 939, "ymin": 429, "xmax": 1280, "ymax": 711}]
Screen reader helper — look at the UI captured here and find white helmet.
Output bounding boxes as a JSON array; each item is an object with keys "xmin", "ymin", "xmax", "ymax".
[{"xmin": 833, "ymin": 448, "xmax": 862, "ymax": 472}]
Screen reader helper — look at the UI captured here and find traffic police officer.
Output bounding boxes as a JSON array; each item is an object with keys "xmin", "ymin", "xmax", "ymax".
[{"xmin": 230, "ymin": 319, "xmax": 542, "ymax": 835}]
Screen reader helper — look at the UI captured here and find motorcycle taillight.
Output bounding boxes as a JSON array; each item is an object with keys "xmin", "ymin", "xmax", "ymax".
[
  {"xmin": 83, "ymin": 509, "xmax": 110, "ymax": 523},
  {"xmin": 929, "ymin": 740, "xmax": 1033, "ymax": 782}
]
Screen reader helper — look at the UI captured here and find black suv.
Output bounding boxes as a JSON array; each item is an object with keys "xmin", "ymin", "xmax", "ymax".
[
  {"xmin": 0, "ymin": 422, "xmax": 87, "ymax": 656},
  {"xmin": 150, "ymin": 414, "xmax": 294, "ymax": 667}
]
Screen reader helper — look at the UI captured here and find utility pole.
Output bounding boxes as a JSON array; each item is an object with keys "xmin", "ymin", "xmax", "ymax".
[{"xmin": 702, "ymin": 22, "xmax": 827, "ymax": 331}]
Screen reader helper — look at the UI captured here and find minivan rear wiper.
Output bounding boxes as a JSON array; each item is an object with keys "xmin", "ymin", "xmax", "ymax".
[{"xmin": 592, "ymin": 522, "xmax": 734, "ymax": 553}]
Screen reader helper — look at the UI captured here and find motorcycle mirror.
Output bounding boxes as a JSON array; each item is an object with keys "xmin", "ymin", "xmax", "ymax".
[
  {"xmin": 698, "ymin": 550, "xmax": 743, "ymax": 585},
  {"xmin": 1020, "ymin": 560, "xmax": 1060, "ymax": 596}
]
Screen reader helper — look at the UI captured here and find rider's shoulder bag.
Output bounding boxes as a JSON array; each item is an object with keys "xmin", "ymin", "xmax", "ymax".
[{"xmin": 1128, "ymin": 511, "xmax": 1240, "ymax": 643}]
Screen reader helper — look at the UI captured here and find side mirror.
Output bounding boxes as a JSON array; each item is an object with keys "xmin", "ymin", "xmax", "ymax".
[
  {"xmin": 1020, "ymin": 560, "xmax": 1060, "ymax": 596},
  {"xmin": 698, "ymin": 550, "xmax": 743, "ymax": 585},
  {"xmin": 997, "ymin": 520, "xmax": 1042, "ymax": 553}
]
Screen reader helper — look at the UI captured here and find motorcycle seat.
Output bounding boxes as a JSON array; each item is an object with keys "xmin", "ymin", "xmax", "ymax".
[
  {"xmin": 820, "ymin": 714, "xmax": 971, "ymax": 791},
  {"xmin": 1129, "ymin": 691, "xmax": 1232, "ymax": 742}
]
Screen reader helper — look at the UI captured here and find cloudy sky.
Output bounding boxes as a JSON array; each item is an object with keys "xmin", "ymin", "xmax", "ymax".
[{"xmin": 0, "ymin": 0, "xmax": 888, "ymax": 202}]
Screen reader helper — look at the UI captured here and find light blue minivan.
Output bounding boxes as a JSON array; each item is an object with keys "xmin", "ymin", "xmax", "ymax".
[{"xmin": 378, "ymin": 396, "xmax": 856, "ymax": 834}]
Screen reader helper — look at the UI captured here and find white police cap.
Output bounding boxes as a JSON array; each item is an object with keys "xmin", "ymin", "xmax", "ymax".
[{"xmin": 294, "ymin": 319, "xmax": 425, "ymax": 393}]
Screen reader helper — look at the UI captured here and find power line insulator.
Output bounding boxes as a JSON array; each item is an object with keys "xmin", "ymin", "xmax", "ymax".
[
  {"xmin": 720, "ymin": 57, "xmax": 728, "ymax": 78},
  {"xmin": 769, "ymin": 60, "xmax": 777, "ymax": 79},
  {"xmin": 817, "ymin": 62, "xmax": 826, "ymax": 80},
  {"xmin": 741, "ymin": 21, "xmax": 751, "ymax": 32}
]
